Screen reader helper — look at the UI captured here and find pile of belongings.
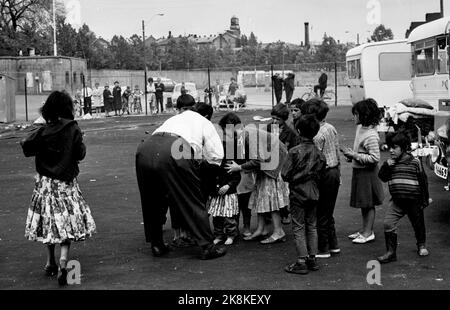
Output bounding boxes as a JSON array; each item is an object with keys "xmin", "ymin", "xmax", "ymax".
[{"xmin": 385, "ymin": 98, "xmax": 436, "ymax": 142}]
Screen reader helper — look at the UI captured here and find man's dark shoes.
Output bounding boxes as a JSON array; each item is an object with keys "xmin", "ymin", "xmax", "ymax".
[
  {"xmin": 200, "ymin": 244, "xmax": 227, "ymax": 260},
  {"xmin": 151, "ymin": 243, "xmax": 171, "ymax": 257}
]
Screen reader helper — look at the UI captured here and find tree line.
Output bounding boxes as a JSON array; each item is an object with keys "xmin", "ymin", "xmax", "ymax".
[{"xmin": 0, "ymin": 1, "xmax": 394, "ymax": 71}]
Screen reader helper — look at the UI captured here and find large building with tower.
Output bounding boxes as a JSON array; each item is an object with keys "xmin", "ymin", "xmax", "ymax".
[{"xmin": 146, "ymin": 16, "xmax": 242, "ymax": 52}]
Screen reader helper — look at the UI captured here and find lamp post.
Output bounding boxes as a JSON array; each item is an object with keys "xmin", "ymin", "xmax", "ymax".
[
  {"xmin": 142, "ymin": 13, "xmax": 164, "ymax": 116},
  {"xmin": 52, "ymin": 0, "xmax": 57, "ymax": 56}
]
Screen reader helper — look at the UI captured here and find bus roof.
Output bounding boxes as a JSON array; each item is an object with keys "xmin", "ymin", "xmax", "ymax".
[
  {"xmin": 407, "ymin": 17, "xmax": 450, "ymax": 43},
  {"xmin": 346, "ymin": 39, "xmax": 408, "ymax": 58}
]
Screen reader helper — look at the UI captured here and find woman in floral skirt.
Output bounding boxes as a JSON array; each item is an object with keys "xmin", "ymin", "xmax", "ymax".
[{"xmin": 21, "ymin": 91, "xmax": 96, "ymax": 286}]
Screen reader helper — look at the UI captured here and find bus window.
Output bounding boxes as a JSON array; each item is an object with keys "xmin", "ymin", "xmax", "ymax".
[
  {"xmin": 436, "ymin": 37, "xmax": 448, "ymax": 74},
  {"xmin": 347, "ymin": 59, "xmax": 361, "ymax": 79},
  {"xmin": 379, "ymin": 53, "xmax": 411, "ymax": 81},
  {"xmin": 414, "ymin": 46, "xmax": 434, "ymax": 76}
]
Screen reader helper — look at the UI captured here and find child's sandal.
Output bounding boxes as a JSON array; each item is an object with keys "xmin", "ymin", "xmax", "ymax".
[{"xmin": 44, "ymin": 264, "xmax": 58, "ymax": 277}]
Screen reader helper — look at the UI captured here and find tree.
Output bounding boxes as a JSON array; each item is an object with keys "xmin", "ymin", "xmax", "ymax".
[
  {"xmin": 314, "ymin": 34, "xmax": 348, "ymax": 65},
  {"xmin": 370, "ymin": 24, "xmax": 394, "ymax": 42},
  {"xmin": 248, "ymin": 32, "xmax": 258, "ymax": 48},
  {"xmin": 0, "ymin": 0, "xmax": 46, "ymax": 33}
]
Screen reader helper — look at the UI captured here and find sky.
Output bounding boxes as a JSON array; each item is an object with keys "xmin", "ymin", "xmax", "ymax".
[{"xmin": 66, "ymin": 0, "xmax": 449, "ymax": 44}]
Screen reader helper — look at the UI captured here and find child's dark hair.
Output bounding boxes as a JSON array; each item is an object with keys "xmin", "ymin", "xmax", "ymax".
[
  {"xmin": 194, "ymin": 102, "xmax": 213, "ymax": 120},
  {"xmin": 40, "ymin": 91, "xmax": 74, "ymax": 123},
  {"xmin": 302, "ymin": 98, "xmax": 329, "ymax": 121},
  {"xmin": 386, "ymin": 131, "xmax": 411, "ymax": 152},
  {"xmin": 296, "ymin": 114, "xmax": 320, "ymax": 139},
  {"xmin": 352, "ymin": 98, "xmax": 381, "ymax": 126},
  {"xmin": 290, "ymin": 98, "xmax": 305, "ymax": 110},
  {"xmin": 271, "ymin": 103, "xmax": 290, "ymax": 121},
  {"xmin": 219, "ymin": 112, "xmax": 241, "ymax": 129}
]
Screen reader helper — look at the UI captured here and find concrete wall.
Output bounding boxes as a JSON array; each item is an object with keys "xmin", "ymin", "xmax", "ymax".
[
  {"xmin": 0, "ymin": 57, "xmax": 87, "ymax": 95},
  {"xmin": 0, "ymin": 74, "xmax": 16, "ymax": 123},
  {"xmin": 89, "ymin": 69, "xmax": 348, "ymax": 90}
]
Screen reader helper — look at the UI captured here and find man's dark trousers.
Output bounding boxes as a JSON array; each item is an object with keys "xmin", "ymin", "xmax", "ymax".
[
  {"xmin": 135, "ymin": 134, "xmax": 215, "ymax": 248},
  {"xmin": 83, "ymin": 96, "xmax": 92, "ymax": 114}
]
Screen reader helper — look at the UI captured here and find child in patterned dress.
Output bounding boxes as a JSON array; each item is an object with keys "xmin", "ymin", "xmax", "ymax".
[
  {"xmin": 208, "ymin": 113, "xmax": 242, "ymax": 245},
  {"xmin": 20, "ymin": 91, "xmax": 96, "ymax": 286}
]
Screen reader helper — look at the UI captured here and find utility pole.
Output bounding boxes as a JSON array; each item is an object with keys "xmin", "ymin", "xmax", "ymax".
[
  {"xmin": 441, "ymin": 0, "xmax": 444, "ymax": 17},
  {"xmin": 53, "ymin": 0, "xmax": 57, "ymax": 56},
  {"xmin": 142, "ymin": 20, "xmax": 148, "ymax": 115}
]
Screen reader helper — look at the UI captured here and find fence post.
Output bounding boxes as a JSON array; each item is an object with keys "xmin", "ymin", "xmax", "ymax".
[
  {"xmin": 334, "ymin": 62, "xmax": 338, "ymax": 107},
  {"xmin": 208, "ymin": 67, "xmax": 212, "ymax": 105},
  {"xmin": 271, "ymin": 64, "xmax": 274, "ymax": 108},
  {"xmin": 24, "ymin": 77, "xmax": 28, "ymax": 122}
]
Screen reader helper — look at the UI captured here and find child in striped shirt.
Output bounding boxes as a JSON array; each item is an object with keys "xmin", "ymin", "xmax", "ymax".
[
  {"xmin": 341, "ymin": 99, "xmax": 384, "ymax": 244},
  {"xmin": 377, "ymin": 131, "xmax": 429, "ymax": 263},
  {"xmin": 303, "ymin": 99, "xmax": 341, "ymax": 258}
]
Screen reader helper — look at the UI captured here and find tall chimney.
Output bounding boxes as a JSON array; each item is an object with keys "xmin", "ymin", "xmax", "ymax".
[{"xmin": 304, "ymin": 22, "xmax": 310, "ymax": 49}]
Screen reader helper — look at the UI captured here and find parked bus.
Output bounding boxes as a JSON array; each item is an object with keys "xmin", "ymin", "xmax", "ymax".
[
  {"xmin": 346, "ymin": 40, "xmax": 412, "ymax": 108},
  {"xmin": 408, "ymin": 17, "xmax": 450, "ymax": 184}
]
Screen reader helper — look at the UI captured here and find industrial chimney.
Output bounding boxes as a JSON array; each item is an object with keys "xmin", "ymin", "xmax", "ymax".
[{"xmin": 304, "ymin": 22, "xmax": 310, "ymax": 49}]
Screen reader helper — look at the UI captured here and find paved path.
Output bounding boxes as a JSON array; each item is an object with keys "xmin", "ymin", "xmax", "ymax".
[{"xmin": 1, "ymin": 108, "xmax": 449, "ymax": 290}]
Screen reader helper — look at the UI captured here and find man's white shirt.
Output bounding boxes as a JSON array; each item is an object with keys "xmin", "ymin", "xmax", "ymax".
[{"xmin": 153, "ymin": 110, "xmax": 224, "ymax": 165}]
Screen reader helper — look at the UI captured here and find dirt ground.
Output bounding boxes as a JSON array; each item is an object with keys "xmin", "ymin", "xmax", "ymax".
[{"xmin": 0, "ymin": 107, "xmax": 449, "ymax": 290}]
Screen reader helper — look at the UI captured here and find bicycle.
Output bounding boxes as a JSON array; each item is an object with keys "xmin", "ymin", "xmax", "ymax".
[{"xmin": 301, "ymin": 85, "xmax": 336, "ymax": 102}]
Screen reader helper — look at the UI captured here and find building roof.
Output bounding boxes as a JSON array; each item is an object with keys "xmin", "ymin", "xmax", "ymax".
[
  {"xmin": 193, "ymin": 35, "xmax": 218, "ymax": 44},
  {"xmin": 0, "ymin": 56, "xmax": 86, "ymax": 62}
]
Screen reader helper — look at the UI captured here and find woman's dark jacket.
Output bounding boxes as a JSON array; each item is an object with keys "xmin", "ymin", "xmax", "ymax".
[{"xmin": 21, "ymin": 119, "xmax": 86, "ymax": 182}]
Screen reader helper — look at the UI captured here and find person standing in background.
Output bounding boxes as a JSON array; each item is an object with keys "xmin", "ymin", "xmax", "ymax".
[
  {"xmin": 227, "ymin": 77, "xmax": 239, "ymax": 112},
  {"xmin": 314, "ymin": 70, "xmax": 328, "ymax": 98},
  {"xmin": 272, "ymin": 73, "xmax": 284, "ymax": 104},
  {"xmin": 213, "ymin": 79, "xmax": 223, "ymax": 110},
  {"xmin": 154, "ymin": 78, "xmax": 165, "ymax": 113},
  {"xmin": 284, "ymin": 73, "xmax": 295, "ymax": 104},
  {"xmin": 103, "ymin": 85, "xmax": 113, "ymax": 117},
  {"xmin": 113, "ymin": 81, "xmax": 122, "ymax": 116},
  {"xmin": 82, "ymin": 85, "xmax": 93, "ymax": 115},
  {"xmin": 91, "ymin": 83, "xmax": 103, "ymax": 115},
  {"xmin": 147, "ymin": 78, "xmax": 156, "ymax": 114}
]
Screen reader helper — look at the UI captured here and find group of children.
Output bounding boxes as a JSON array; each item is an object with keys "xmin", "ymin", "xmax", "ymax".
[
  {"xmin": 20, "ymin": 89, "xmax": 432, "ymax": 285},
  {"xmin": 202, "ymin": 97, "xmax": 431, "ymax": 275}
]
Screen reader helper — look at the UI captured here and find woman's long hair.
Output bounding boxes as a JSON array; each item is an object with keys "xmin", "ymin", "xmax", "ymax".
[{"xmin": 40, "ymin": 91, "xmax": 74, "ymax": 123}]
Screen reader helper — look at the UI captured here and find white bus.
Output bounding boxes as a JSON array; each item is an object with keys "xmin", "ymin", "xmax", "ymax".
[
  {"xmin": 346, "ymin": 40, "xmax": 412, "ymax": 108},
  {"xmin": 408, "ymin": 17, "xmax": 450, "ymax": 183},
  {"xmin": 408, "ymin": 17, "xmax": 450, "ymax": 113}
]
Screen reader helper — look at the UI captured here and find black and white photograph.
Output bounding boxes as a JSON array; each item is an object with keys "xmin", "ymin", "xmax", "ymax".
[{"xmin": 0, "ymin": 0, "xmax": 450, "ymax": 301}]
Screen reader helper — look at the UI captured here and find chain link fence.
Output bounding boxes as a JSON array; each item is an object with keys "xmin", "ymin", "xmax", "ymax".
[{"xmin": 3, "ymin": 61, "xmax": 349, "ymax": 121}]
